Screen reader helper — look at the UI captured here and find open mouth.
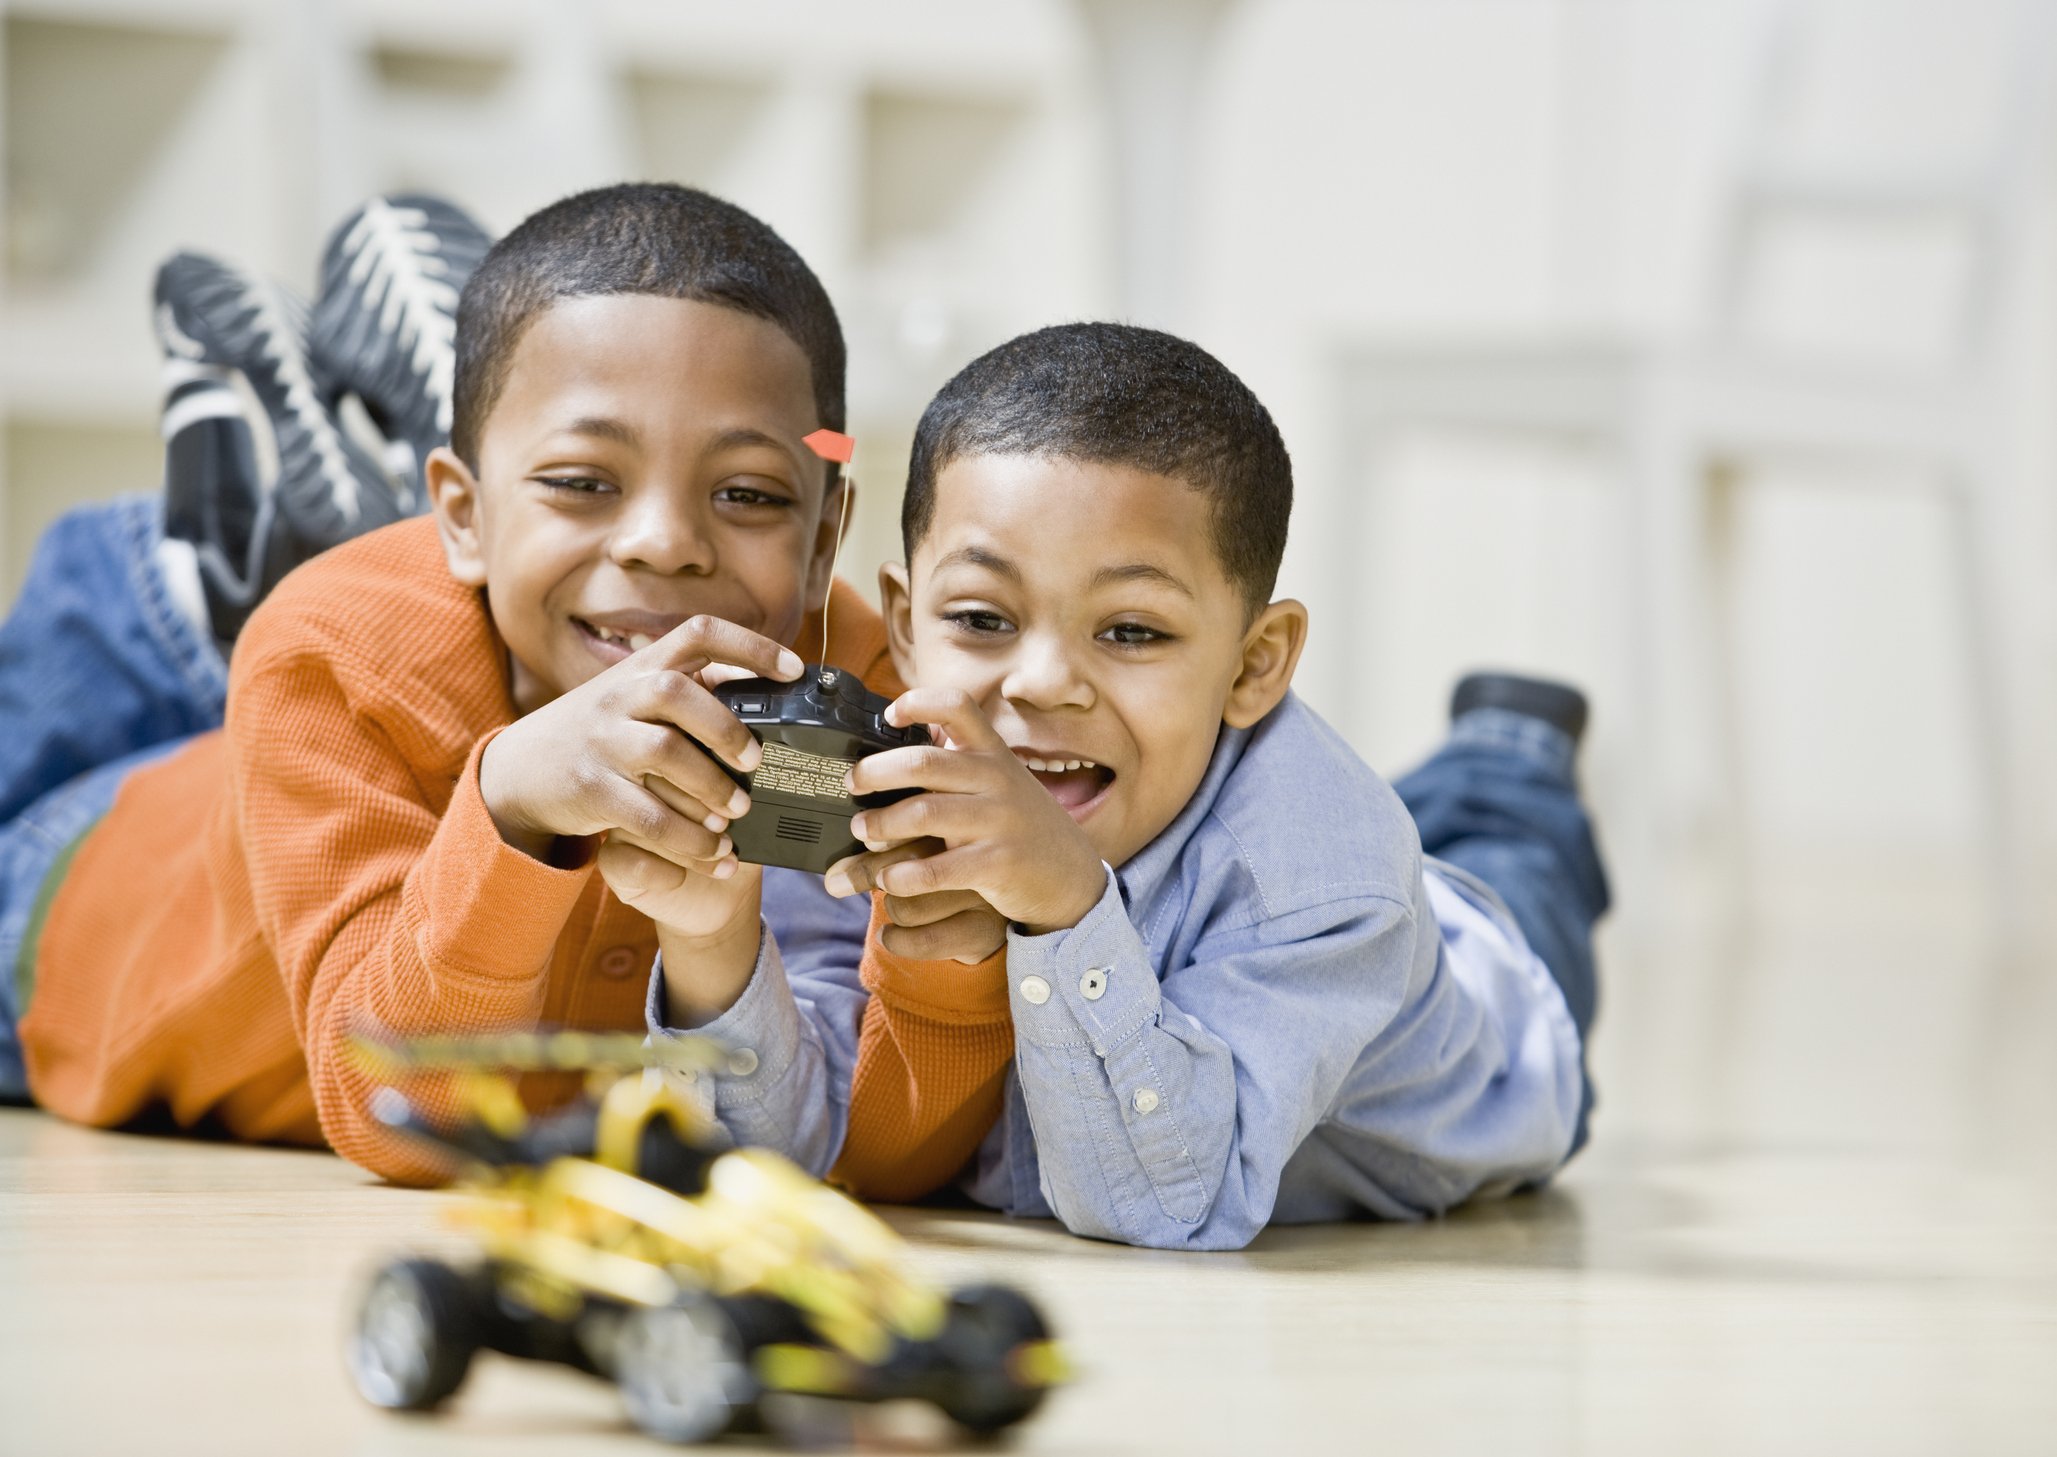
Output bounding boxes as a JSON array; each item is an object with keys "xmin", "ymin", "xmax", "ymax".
[
  {"xmin": 573, "ymin": 617, "xmax": 658, "ymax": 662},
  {"xmin": 1018, "ymin": 753, "xmax": 1117, "ymax": 817}
]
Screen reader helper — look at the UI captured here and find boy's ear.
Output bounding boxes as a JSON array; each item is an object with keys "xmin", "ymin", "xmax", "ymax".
[
  {"xmin": 878, "ymin": 559, "xmax": 916, "ymax": 686},
  {"xmin": 426, "ymin": 446, "xmax": 489, "ymax": 588},
  {"xmin": 1223, "ymin": 598, "xmax": 1309, "ymax": 730},
  {"xmin": 804, "ymin": 475, "xmax": 855, "ymax": 614}
]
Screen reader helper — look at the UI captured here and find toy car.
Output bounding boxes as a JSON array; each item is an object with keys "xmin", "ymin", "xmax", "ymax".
[{"xmin": 345, "ymin": 1031, "xmax": 1066, "ymax": 1443}]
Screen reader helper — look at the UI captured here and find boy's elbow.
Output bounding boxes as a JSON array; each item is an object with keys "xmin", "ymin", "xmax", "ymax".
[{"xmin": 1047, "ymin": 1187, "xmax": 1266, "ymax": 1252}]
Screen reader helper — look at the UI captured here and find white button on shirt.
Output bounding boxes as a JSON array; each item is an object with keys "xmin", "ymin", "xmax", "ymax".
[
  {"xmin": 1132, "ymin": 1088, "xmax": 1161, "ymax": 1115},
  {"xmin": 726, "ymin": 1048, "xmax": 759, "ymax": 1077},
  {"xmin": 1080, "ymin": 968, "xmax": 1109, "ymax": 1000},
  {"xmin": 1019, "ymin": 975, "xmax": 1052, "ymax": 1005}
]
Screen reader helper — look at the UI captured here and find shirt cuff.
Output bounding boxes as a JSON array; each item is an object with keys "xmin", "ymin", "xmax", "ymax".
[
  {"xmin": 645, "ymin": 921, "xmax": 804, "ymax": 1107},
  {"xmin": 1003, "ymin": 867, "xmax": 1162, "ymax": 1053},
  {"xmin": 411, "ymin": 729, "xmax": 598, "ymax": 983}
]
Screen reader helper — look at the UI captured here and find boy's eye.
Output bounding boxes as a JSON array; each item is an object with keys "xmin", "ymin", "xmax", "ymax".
[
  {"xmin": 943, "ymin": 609, "xmax": 1013, "ymax": 636},
  {"xmin": 715, "ymin": 483, "xmax": 794, "ymax": 509},
  {"xmin": 534, "ymin": 474, "xmax": 613, "ymax": 495},
  {"xmin": 1102, "ymin": 621, "xmax": 1171, "ymax": 647}
]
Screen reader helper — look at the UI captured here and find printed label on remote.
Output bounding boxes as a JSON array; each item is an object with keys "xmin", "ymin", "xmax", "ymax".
[{"xmin": 752, "ymin": 739, "xmax": 855, "ymax": 801}]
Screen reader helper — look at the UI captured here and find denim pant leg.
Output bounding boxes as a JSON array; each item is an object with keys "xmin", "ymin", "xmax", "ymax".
[
  {"xmin": 0, "ymin": 496, "xmax": 228, "ymax": 825},
  {"xmin": 1394, "ymin": 708, "xmax": 1610, "ymax": 1151},
  {"xmin": 0, "ymin": 739, "xmax": 196, "ymax": 1101}
]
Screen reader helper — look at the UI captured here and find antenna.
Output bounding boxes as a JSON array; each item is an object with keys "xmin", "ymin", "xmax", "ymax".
[
  {"xmin": 801, "ymin": 428, "xmax": 858, "ymax": 686},
  {"xmin": 818, "ymin": 472, "xmax": 852, "ymax": 684}
]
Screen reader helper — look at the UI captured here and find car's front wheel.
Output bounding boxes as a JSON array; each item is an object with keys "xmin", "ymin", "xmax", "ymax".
[
  {"xmin": 614, "ymin": 1293, "xmax": 757, "ymax": 1443},
  {"xmin": 348, "ymin": 1258, "xmax": 479, "ymax": 1411}
]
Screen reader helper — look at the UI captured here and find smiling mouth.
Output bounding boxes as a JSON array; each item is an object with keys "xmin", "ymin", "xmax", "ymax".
[
  {"xmin": 1018, "ymin": 753, "xmax": 1117, "ymax": 816},
  {"xmin": 573, "ymin": 617, "xmax": 659, "ymax": 660}
]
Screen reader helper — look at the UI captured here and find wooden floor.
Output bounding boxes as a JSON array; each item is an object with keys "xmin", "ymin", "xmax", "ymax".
[{"xmin": 4, "ymin": 853, "xmax": 2054, "ymax": 1455}]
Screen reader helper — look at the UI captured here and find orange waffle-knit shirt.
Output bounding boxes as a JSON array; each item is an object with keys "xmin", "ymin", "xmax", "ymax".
[
  {"xmin": 831, "ymin": 896, "xmax": 1018, "ymax": 1201},
  {"xmin": 20, "ymin": 516, "xmax": 897, "ymax": 1184}
]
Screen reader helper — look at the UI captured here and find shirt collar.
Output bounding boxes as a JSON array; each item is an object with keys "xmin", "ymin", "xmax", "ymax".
[{"xmin": 1112, "ymin": 702, "xmax": 1269, "ymax": 909}]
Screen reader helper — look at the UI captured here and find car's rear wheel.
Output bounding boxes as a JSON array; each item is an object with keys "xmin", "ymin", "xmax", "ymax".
[
  {"xmin": 614, "ymin": 1293, "xmax": 756, "ymax": 1443},
  {"xmin": 348, "ymin": 1258, "xmax": 479, "ymax": 1411},
  {"xmin": 936, "ymin": 1283, "xmax": 1053, "ymax": 1434}
]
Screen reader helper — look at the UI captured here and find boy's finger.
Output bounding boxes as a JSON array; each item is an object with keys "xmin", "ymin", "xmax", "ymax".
[
  {"xmin": 635, "ymin": 718, "xmax": 754, "ymax": 820},
  {"xmin": 848, "ymin": 791, "xmax": 986, "ymax": 850},
  {"xmin": 635, "ymin": 670, "xmax": 763, "ymax": 776},
  {"xmin": 821, "ymin": 840, "xmax": 935, "ymax": 899},
  {"xmin": 881, "ymin": 887, "xmax": 989, "ymax": 927},
  {"xmin": 870, "ymin": 844, "xmax": 983, "ymax": 900},
  {"xmin": 880, "ymin": 909, "xmax": 1007, "ymax": 965},
  {"xmin": 881, "ymin": 687, "xmax": 1007, "ymax": 753},
  {"xmin": 655, "ymin": 615, "xmax": 803, "ymax": 684},
  {"xmin": 695, "ymin": 662, "xmax": 761, "ymax": 690},
  {"xmin": 604, "ymin": 783, "xmax": 734, "ymax": 868},
  {"xmin": 597, "ymin": 840, "xmax": 693, "ymax": 894},
  {"xmin": 641, "ymin": 773, "xmax": 740, "ymax": 838},
  {"xmin": 608, "ymin": 817, "xmax": 733, "ymax": 868},
  {"xmin": 846, "ymin": 743, "xmax": 989, "ymax": 797}
]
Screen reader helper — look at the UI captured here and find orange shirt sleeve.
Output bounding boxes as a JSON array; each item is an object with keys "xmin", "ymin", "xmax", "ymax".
[
  {"xmin": 227, "ymin": 650, "xmax": 597, "ymax": 1185},
  {"xmin": 830, "ymin": 895, "xmax": 1017, "ymax": 1202}
]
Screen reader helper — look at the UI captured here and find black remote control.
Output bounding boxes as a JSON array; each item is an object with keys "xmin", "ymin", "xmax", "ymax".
[{"xmin": 710, "ymin": 665, "xmax": 930, "ymax": 874}]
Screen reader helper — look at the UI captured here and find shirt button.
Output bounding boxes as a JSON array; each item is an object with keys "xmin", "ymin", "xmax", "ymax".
[
  {"xmin": 1019, "ymin": 975, "xmax": 1052, "ymax": 1005},
  {"xmin": 1080, "ymin": 967, "xmax": 1109, "ymax": 1001},
  {"xmin": 598, "ymin": 946, "xmax": 640, "ymax": 980},
  {"xmin": 1132, "ymin": 1088, "xmax": 1161, "ymax": 1115},
  {"xmin": 727, "ymin": 1048, "xmax": 760, "ymax": 1077}
]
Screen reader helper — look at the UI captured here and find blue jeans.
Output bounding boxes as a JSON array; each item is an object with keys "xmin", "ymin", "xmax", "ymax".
[
  {"xmin": 1394, "ymin": 708, "xmax": 1609, "ymax": 1153},
  {"xmin": 0, "ymin": 497, "xmax": 226, "ymax": 1099}
]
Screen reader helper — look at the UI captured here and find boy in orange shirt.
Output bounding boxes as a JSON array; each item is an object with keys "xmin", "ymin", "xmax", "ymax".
[{"xmin": 2, "ymin": 183, "xmax": 898, "ymax": 1183}]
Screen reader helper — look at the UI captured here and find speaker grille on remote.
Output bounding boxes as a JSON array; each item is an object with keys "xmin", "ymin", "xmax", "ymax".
[{"xmin": 774, "ymin": 815, "xmax": 824, "ymax": 844}]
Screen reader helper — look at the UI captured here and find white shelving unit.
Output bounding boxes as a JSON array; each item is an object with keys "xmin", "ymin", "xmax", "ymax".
[{"xmin": 1, "ymin": 0, "xmax": 1106, "ymax": 599}]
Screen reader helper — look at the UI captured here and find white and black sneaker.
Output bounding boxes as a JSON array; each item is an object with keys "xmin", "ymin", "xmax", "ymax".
[
  {"xmin": 154, "ymin": 251, "xmax": 400, "ymax": 647},
  {"xmin": 309, "ymin": 194, "xmax": 492, "ymax": 508}
]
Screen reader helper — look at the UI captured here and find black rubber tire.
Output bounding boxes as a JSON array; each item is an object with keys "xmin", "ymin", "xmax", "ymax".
[
  {"xmin": 935, "ymin": 1284, "xmax": 1052, "ymax": 1434},
  {"xmin": 347, "ymin": 1258, "xmax": 479, "ymax": 1412},
  {"xmin": 614, "ymin": 1293, "xmax": 757, "ymax": 1444}
]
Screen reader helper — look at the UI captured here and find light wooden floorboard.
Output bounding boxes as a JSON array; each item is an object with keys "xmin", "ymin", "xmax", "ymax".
[{"xmin": 4, "ymin": 856, "xmax": 2053, "ymax": 1455}]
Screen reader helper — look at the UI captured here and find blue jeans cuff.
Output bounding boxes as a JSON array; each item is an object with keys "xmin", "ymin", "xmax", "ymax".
[{"xmin": 1448, "ymin": 707, "xmax": 1577, "ymax": 783}]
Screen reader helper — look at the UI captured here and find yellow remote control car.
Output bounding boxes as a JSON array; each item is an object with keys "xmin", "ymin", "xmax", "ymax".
[{"xmin": 346, "ymin": 1031, "xmax": 1066, "ymax": 1443}]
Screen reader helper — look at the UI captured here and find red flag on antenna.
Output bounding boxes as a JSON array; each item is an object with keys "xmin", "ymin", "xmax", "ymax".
[{"xmin": 802, "ymin": 429, "xmax": 855, "ymax": 464}]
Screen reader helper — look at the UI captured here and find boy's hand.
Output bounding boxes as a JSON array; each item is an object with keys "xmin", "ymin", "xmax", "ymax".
[
  {"xmin": 597, "ymin": 840, "xmax": 763, "ymax": 940},
  {"xmin": 830, "ymin": 689, "xmax": 1107, "ymax": 937},
  {"xmin": 601, "ymin": 845, "xmax": 767, "ymax": 1027},
  {"xmin": 824, "ymin": 841, "xmax": 1009, "ymax": 964},
  {"xmin": 479, "ymin": 616, "xmax": 801, "ymax": 873}
]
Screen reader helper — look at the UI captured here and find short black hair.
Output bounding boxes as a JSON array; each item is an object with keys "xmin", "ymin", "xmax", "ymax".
[
  {"xmin": 904, "ymin": 323, "xmax": 1291, "ymax": 610},
  {"xmin": 450, "ymin": 183, "xmax": 844, "ymax": 473}
]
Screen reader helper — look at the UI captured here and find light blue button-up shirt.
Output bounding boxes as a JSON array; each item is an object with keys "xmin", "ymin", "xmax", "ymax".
[{"xmin": 652, "ymin": 692, "xmax": 1582, "ymax": 1251}]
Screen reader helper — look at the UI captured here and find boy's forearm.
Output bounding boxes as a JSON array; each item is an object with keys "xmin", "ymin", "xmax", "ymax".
[
  {"xmin": 655, "ymin": 903, "xmax": 764, "ymax": 1027},
  {"xmin": 831, "ymin": 896, "xmax": 1015, "ymax": 1201}
]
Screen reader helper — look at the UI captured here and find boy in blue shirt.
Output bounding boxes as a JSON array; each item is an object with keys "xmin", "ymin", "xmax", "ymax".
[{"xmin": 649, "ymin": 322, "xmax": 1606, "ymax": 1249}]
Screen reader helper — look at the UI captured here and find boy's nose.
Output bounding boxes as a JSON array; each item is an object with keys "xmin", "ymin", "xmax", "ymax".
[
  {"xmin": 1002, "ymin": 634, "xmax": 1095, "ymax": 712},
  {"xmin": 608, "ymin": 494, "xmax": 716, "ymax": 575}
]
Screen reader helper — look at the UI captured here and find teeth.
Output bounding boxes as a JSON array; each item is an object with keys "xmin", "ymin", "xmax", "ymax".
[
  {"xmin": 626, "ymin": 634, "xmax": 653, "ymax": 652},
  {"xmin": 1024, "ymin": 756, "xmax": 1097, "ymax": 773}
]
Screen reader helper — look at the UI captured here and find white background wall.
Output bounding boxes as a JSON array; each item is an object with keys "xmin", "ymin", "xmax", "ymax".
[{"xmin": 3, "ymin": 0, "xmax": 2051, "ymax": 925}]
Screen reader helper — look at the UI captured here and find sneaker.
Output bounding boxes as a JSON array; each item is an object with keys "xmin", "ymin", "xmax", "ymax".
[
  {"xmin": 154, "ymin": 251, "xmax": 398, "ymax": 646},
  {"xmin": 1450, "ymin": 671, "xmax": 1590, "ymax": 748},
  {"xmin": 309, "ymin": 194, "xmax": 493, "ymax": 508}
]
